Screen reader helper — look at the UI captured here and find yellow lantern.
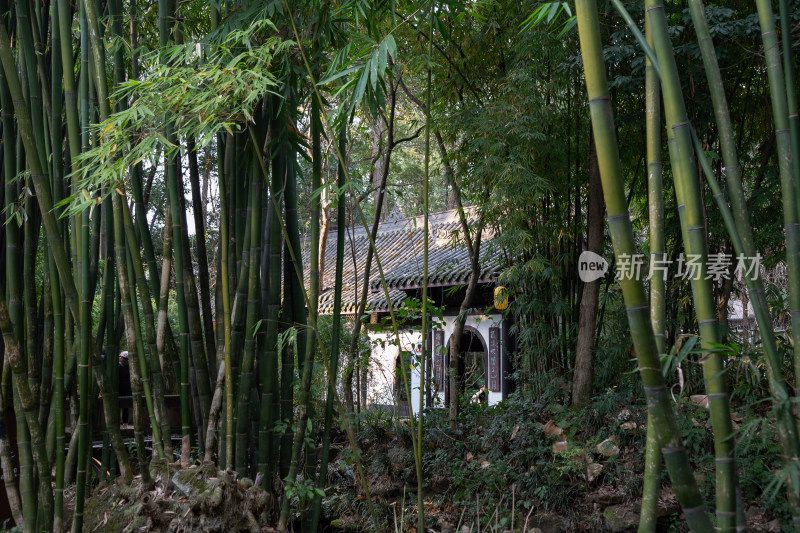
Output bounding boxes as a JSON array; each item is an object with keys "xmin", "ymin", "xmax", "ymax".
[{"xmin": 494, "ymin": 286, "xmax": 509, "ymax": 310}]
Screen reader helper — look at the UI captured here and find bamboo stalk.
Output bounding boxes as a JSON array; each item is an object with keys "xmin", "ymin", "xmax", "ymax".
[
  {"xmin": 778, "ymin": 0, "xmax": 800, "ymax": 210},
  {"xmin": 0, "ymin": 302, "xmax": 53, "ymax": 531},
  {"xmin": 0, "ymin": 27, "xmax": 24, "ymax": 531},
  {"xmin": 112, "ymin": 191, "xmax": 153, "ymax": 484},
  {"xmin": 304, "ymin": 88, "xmax": 322, "ymax": 496},
  {"xmin": 0, "ymin": 11, "xmax": 80, "ymax": 346},
  {"xmin": 281, "ymin": 10, "xmax": 424, "ymax": 528},
  {"xmin": 691, "ymin": 128, "xmax": 800, "ymax": 526},
  {"xmin": 157, "ymin": 204, "xmax": 175, "ymax": 391},
  {"xmin": 106, "ymin": 0, "xmax": 171, "ymax": 460},
  {"xmin": 0, "ymin": 375, "xmax": 22, "ymax": 528},
  {"xmin": 235, "ymin": 162, "xmax": 260, "ymax": 475},
  {"xmin": 644, "ymin": 2, "xmax": 738, "ymax": 527},
  {"xmin": 639, "ymin": 3, "xmax": 662, "ymax": 529},
  {"xmin": 754, "ymin": 0, "xmax": 800, "ymax": 413},
  {"xmin": 157, "ymin": 0, "xmax": 192, "ymax": 466},
  {"xmin": 277, "ymin": 95, "xmax": 321, "ymax": 529},
  {"xmin": 13, "ymin": 389, "xmax": 34, "ymax": 533},
  {"xmin": 100, "ymin": 190, "xmax": 116, "ymax": 480},
  {"xmin": 187, "ymin": 137, "xmax": 216, "ymax": 371},
  {"xmin": 81, "ymin": 0, "xmax": 137, "ymax": 484},
  {"xmin": 574, "ymin": 0, "xmax": 712, "ymax": 529},
  {"xmin": 310, "ymin": 126, "xmax": 347, "ymax": 531},
  {"xmin": 416, "ymin": 11, "xmax": 433, "ymax": 529},
  {"xmin": 120, "ymin": 197, "xmax": 169, "ymax": 459},
  {"xmin": 219, "ymin": 132, "xmax": 234, "ymax": 470},
  {"xmin": 612, "ymin": 0, "xmax": 800, "ymax": 523},
  {"xmin": 73, "ymin": 2, "xmax": 92, "ymax": 529},
  {"xmin": 259, "ymin": 126, "xmax": 282, "ymax": 488},
  {"xmin": 176, "ymin": 198, "xmax": 212, "ymax": 440}
]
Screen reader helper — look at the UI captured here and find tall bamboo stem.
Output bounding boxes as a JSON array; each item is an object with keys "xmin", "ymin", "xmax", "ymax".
[
  {"xmin": 646, "ymin": 2, "xmax": 738, "ymax": 527},
  {"xmin": 755, "ymin": 0, "xmax": 800, "ymax": 413},
  {"xmin": 639, "ymin": 3, "xmax": 663, "ymax": 530},
  {"xmin": 235, "ymin": 164, "xmax": 260, "ymax": 475},
  {"xmin": 310, "ymin": 126, "xmax": 347, "ymax": 531},
  {"xmin": 157, "ymin": 0, "xmax": 192, "ymax": 465},
  {"xmin": 219, "ymin": 132, "xmax": 234, "ymax": 470},
  {"xmin": 277, "ymin": 95, "xmax": 321, "ymax": 528},
  {"xmin": 574, "ymin": 0, "xmax": 712, "ymax": 529},
  {"xmin": 73, "ymin": 3, "xmax": 91, "ymax": 529}
]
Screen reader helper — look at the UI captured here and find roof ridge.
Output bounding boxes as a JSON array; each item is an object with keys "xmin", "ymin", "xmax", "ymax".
[{"xmin": 320, "ymin": 206, "xmax": 478, "ymax": 241}]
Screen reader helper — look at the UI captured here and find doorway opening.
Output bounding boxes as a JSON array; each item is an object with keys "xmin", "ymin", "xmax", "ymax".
[{"xmin": 445, "ymin": 326, "xmax": 487, "ymax": 400}]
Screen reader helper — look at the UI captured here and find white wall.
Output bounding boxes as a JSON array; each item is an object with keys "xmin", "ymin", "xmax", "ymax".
[
  {"xmin": 365, "ymin": 329, "xmax": 423, "ymax": 409},
  {"xmin": 366, "ymin": 313, "xmax": 505, "ymax": 417}
]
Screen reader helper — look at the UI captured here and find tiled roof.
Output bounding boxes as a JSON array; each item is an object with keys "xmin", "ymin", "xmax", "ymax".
[{"xmin": 302, "ymin": 207, "xmax": 503, "ymax": 315}]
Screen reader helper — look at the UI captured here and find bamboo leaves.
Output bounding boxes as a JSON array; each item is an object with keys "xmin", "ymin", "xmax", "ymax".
[
  {"xmin": 319, "ymin": 32, "xmax": 398, "ymax": 122},
  {"xmin": 63, "ymin": 34, "xmax": 290, "ymax": 215}
]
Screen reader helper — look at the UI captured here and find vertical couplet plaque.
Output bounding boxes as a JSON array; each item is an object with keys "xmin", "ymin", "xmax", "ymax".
[
  {"xmin": 488, "ymin": 327, "xmax": 500, "ymax": 392},
  {"xmin": 433, "ymin": 330, "xmax": 444, "ymax": 389}
]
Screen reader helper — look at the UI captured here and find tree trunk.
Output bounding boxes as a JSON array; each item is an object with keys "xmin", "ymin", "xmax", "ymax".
[
  {"xmin": 448, "ymin": 213, "xmax": 485, "ymax": 429},
  {"xmin": 369, "ymin": 116, "xmax": 387, "ymax": 219},
  {"xmin": 345, "ymin": 79, "xmax": 398, "ymax": 412},
  {"xmin": 571, "ymin": 138, "xmax": 604, "ymax": 408}
]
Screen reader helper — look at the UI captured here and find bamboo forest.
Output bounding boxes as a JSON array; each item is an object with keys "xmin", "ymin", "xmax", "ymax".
[{"xmin": 2, "ymin": 0, "xmax": 800, "ymax": 531}]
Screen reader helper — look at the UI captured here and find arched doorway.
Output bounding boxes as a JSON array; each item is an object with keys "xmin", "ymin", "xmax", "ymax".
[{"xmin": 445, "ymin": 326, "xmax": 488, "ymax": 400}]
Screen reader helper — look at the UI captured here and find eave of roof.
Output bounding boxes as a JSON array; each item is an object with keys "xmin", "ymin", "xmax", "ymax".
[{"xmin": 302, "ymin": 207, "xmax": 502, "ymax": 315}]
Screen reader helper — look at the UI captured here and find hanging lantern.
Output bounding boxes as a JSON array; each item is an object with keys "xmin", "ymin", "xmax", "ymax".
[{"xmin": 494, "ymin": 286, "xmax": 509, "ymax": 310}]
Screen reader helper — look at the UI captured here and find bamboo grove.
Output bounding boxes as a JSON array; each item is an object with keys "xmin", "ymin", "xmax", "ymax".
[
  {"xmin": 0, "ymin": 0, "xmax": 431, "ymax": 531},
  {"xmin": 577, "ymin": 0, "xmax": 800, "ymax": 530}
]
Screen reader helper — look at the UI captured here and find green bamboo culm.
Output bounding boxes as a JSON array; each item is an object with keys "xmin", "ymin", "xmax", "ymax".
[
  {"xmin": 125, "ymin": 241, "xmax": 165, "ymax": 466},
  {"xmin": 112, "ymin": 191, "xmax": 153, "ymax": 484},
  {"xmin": 81, "ymin": 0, "xmax": 135, "ymax": 483},
  {"xmin": 282, "ymin": 85, "xmax": 308, "ymax": 378},
  {"xmin": 417, "ymin": 6, "xmax": 434, "ymax": 530},
  {"xmin": 0, "ymin": 23, "xmax": 27, "ymax": 530},
  {"xmin": 219, "ymin": 132, "xmax": 235, "ymax": 470},
  {"xmin": 235, "ymin": 158, "xmax": 260, "ymax": 475},
  {"xmin": 638, "ymin": 2, "xmax": 663, "ymax": 530},
  {"xmin": 121, "ymin": 198, "xmax": 170, "ymax": 459},
  {"xmin": 13, "ymin": 389, "xmax": 33, "ymax": 533},
  {"xmin": 280, "ymin": 11, "xmax": 390, "ymax": 527},
  {"xmin": 157, "ymin": 0, "xmax": 193, "ymax": 464},
  {"xmin": 645, "ymin": 1, "xmax": 738, "ymax": 528},
  {"xmin": 778, "ymin": 0, "xmax": 800, "ymax": 210},
  {"xmin": 276, "ymin": 95, "xmax": 321, "ymax": 529},
  {"xmin": 49, "ymin": 0, "xmax": 67, "ymax": 525},
  {"xmin": 611, "ymin": 0, "xmax": 800, "ymax": 522},
  {"xmin": 0, "ymin": 303, "xmax": 54, "ymax": 533},
  {"xmin": 573, "ymin": 0, "xmax": 712, "ymax": 530},
  {"xmin": 260, "ymin": 127, "xmax": 283, "ymax": 488},
  {"xmin": 310, "ymin": 125, "xmax": 347, "ymax": 531},
  {"xmin": 73, "ymin": 2, "xmax": 92, "ymax": 529},
  {"xmin": 754, "ymin": 0, "xmax": 800, "ymax": 414},
  {"xmin": 684, "ymin": 1, "xmax": 755, "ymax": 527},
  {"xmin": 2, "ymin": 21, "xmax": 43, "ymax": 522},
  {"xmin": 100, "ymin": 191, "xmax": 116, "ymax": 481},
  {"xmin": 0, "ymin": 0, "xmax": 82, "ymax": 356},
  {"xmin": 108, "ymin": 0, "xmax": 171, "ymax": 460},
  {"xmin": 303, "ymin": 83, "xmax": 323, "ymax": 505},
  {"xmin": 15, "ymin": 0, "xmax": 47, "ymax": 170},
  {"xmin": 690, "ymin": 126, "xmax": 800, "ymax": 526}
]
